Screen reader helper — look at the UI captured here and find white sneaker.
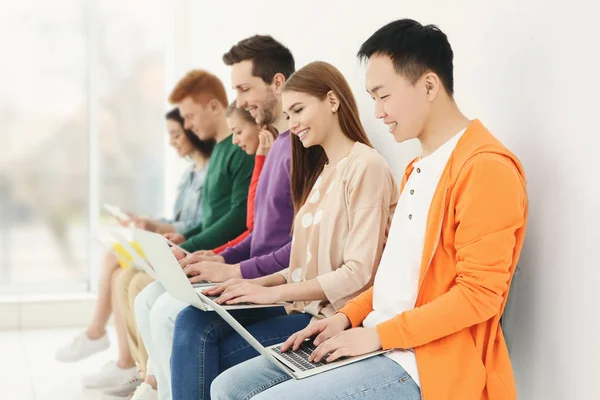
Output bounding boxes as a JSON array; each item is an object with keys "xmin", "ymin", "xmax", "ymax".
[
  {"xmin": 82, "ymin": 361, "xmax": 138, "ymax": 389},
  {"xmin": 103, "ymin": 375, "xmax": 144, "ymax": 397},
  {"xmin": 130, "ymin": 383, "xmax": 158, "ymax": 400},
  {"xmin": 55, "ymin": 330, "xmax": 110, "ymax": 362}
]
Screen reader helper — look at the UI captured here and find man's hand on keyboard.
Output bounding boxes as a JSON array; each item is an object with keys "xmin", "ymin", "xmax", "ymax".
[
  {"xmin": 281, "ymin": 313, "xmax": 350, "ymax": 353},
  {"xmin": 215, "ymin": 281, "xmax": 280, "ymax": 305},
  {"xmin": 309, "ymin": 327, "xmax": 382, "ymax": 363},
  {"xmin": 179, "ymin": 251, "xmax": 224, "ymax": 268}
]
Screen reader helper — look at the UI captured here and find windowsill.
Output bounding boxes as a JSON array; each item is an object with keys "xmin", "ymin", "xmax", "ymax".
[
  {"xmin": 0, "ymin": 292, "xmax": 95, "ymax": 304},
  {"xmin": 0, "ymin": 291, "xmax": 99, "ymax": 330}
]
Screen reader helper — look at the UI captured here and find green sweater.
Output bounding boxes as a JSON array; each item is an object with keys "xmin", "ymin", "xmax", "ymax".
[{"xmin": 181, "ymin": 135, "xmax": 254, "ymax": 251}]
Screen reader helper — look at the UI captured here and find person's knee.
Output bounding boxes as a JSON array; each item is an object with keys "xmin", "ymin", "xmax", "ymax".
[
  {"xmin": 103, "ymin": 251, "xmax": 118, "ymax": 269},
  {"xmin": 173, "ymin": 305, "xmax": 205, "ymax": 333},
  {"xmin": 210, "ymin": 360, "xmax": 277, "ymax": 400},
  {"xmin": 130, "ymin": 273, "xmax": 152, "ymax": 294},
  {"xmin": 134, "ymin": 282, "xmax": 162, "ymax": 323},
  {"xmin": 128, "ymin": 274, "xmax": 152, "ymax": 304},
  {"xmin": 115, "ymin": 267, "xmax": 135, "ymax": 294},
  {"xmin": 172, "ymin": 305, "xmax": 211, "ymax": 349},
  {"xmin": 133, "ymin": 288, "xmax": 147, "ymax": 320},
  {"xmin": 149, "ymin": 294, "xmax": 181, "ymax": 338},
  {"xmin": 210, "ymin": 372, "xmax": 231, "ymax": 400}
]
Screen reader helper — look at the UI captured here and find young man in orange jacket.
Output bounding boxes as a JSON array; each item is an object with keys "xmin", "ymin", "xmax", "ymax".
[{"xmin": 211, "ymin": 19, "xmax": 528, "ymax": 400}]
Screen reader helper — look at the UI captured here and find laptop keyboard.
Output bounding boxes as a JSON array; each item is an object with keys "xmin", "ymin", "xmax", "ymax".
[{"xmin": 272, "ymin": 341, "xmax": 329, "ymax": 371}]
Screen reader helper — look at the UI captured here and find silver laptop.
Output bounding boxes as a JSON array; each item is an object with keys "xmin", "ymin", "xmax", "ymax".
[
  {"xmin": 133, "ymin": 229, "xmax": 285, "ymax": 311},
  {"xmin": 199, "ymin": 293, "xmax": 387, "ymax": 379}
]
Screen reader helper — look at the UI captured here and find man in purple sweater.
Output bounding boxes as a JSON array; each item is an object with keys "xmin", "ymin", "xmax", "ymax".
[
  {"xmin": 178, "ymin": 36, "xmax": 297, "ymax": 283},
  {"xmin": 180, "ymin": 126, "xmax": 293, "ymax": 281},
  {"xmin": 168, "ymin": 36, "xmax": 305, "ymax": 400}
]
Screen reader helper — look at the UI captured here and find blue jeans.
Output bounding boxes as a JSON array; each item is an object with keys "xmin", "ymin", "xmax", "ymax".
[
  {"xmin": 170, "ymin": 306, "xmax": 312, "ymax": 400},
  {"xmin": 211, "ymin": 354, "xmax": 422, "ymax": 400}
]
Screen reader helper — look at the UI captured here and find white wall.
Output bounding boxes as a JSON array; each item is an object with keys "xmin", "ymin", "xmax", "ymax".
[{"xmin": 170, "ymin": 1, "xmax": 599, "ymax": 398}]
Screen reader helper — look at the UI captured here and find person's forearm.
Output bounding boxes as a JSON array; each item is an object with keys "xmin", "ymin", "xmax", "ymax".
[
  {"xmin": 155, "ymin": 222, "xmax": 176, "ymax": 235},
  {"xmin": 272, "ymin": 279, "xmax": 327, "ymax": 303},
  {"xmin": 240, "ymin": 241, "xmax": 291, "ymax": 279},
  {"xmin": 221, "ymin": 233, "xmax": 253, "ymax": 265},
  {"xmin": 252, "ymin": 273, "xmax": 287, "ymax": 287}
]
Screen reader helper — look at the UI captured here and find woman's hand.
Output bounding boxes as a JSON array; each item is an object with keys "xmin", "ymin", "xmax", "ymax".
[
  {"xmin": 202, "ymin": 279, "xmax": 247, "ymax": 296},
  {"xmin": 215, "ymin": 282, "xmax": 280, "ymax": 305},
  {"xmin": 256, "ymin": 127, "xmax": 276, "ymax": 156}
]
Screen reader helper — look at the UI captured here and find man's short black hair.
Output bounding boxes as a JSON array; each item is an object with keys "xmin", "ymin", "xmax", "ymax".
[
  {"xmin": 223, "ymin": 35, "xmax": 295, "ymax": 84},
  {"xmin": 358, "ymin": 19, "xmax": 454, "ymax": 94}
]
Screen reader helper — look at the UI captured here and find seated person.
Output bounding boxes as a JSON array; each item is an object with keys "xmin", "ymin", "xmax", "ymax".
[
  {"xmin": 130, "ymin": 63, "xmax": 292, "ymax": 400},
  {"xmin": 213, "ymin": 19, "xmax": 528, "ymax": 400},
  {"xmin": 171, "ymin": 59, "xmax": 400, "ymax": 400},
  {"xmin": 121, "ymin": 102, "xmax": 277, "ymax": 399}
]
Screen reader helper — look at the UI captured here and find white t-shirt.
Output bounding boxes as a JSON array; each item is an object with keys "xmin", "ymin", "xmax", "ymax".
[{"xmin": 362, "ymin": 128, "xmax": 466, "ymax": 387}]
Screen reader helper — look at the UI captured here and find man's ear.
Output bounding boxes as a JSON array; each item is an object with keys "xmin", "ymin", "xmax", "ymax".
[
  {"xmin": 209, "ymin": 99, "xmax": 220, "ymax": 113},
  {"xmin": 272, "ymin": 73, "xmax": 286, "ymax": 95},
  {"xmin": 423, "ymin": 72, "xmax": 441, "ymax": 101}
]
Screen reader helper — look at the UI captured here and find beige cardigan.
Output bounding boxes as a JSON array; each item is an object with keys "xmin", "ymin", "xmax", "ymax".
[{"xmin": 279, "ymin": 142, "xmax": 399, "ymax": 319}]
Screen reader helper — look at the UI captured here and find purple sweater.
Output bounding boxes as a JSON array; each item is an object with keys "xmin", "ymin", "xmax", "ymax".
[{"xmin": 221, "ymin": 131, "xmax": 294, "ymax": 278}]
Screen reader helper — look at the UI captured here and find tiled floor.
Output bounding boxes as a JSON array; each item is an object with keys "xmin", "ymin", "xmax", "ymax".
[{"xmin": 0, "ymin": 328, "xmax": 123, "ymax": 400}]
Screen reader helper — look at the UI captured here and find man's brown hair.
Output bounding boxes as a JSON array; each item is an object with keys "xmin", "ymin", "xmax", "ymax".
[
  {"xmin": 223, "ymin": 35, "xmax": 295, "ymax": 84},
  {"xmin": 169, "ymin": 69, "xmax": 228, "ymax": 107}
]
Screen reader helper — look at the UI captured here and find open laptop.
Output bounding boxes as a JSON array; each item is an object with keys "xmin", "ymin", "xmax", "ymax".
[
  {"xmin": 164, "ymin": 238, "xmax": 191, "ymax": 256},
  {"xmin": 103, "ymin": 203, "xmax": 191, "ymax": 256},
  {"xmin": 92, "ymin": 233, "xmax": 147, "ymax": 271},
  {"xmin": 109, "ymin": 229, "xmax": 157, "ymax": 280},
  {"xmin": 199, "ymin": 293, "xmax": 387, "ymax": 379},
  {"xmin": 133, "ymin": 229, "xmax": 285, "ymax": 311}
]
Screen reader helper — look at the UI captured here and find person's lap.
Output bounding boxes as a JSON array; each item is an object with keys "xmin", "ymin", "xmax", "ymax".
[
  {"xmin": 171, "ymin": 307, "xmax": 311, "ymax": 399},
  {"xmin": 211, "ymin": 354, "xmax": 421, "ymax": 400}
]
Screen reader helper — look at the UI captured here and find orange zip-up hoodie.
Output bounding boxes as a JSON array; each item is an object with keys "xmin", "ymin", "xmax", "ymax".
[{"xmin": 339, "ymin": 119, "xmax": 528, "ymax": 400}]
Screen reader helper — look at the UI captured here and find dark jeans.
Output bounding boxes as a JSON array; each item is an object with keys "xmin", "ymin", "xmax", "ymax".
[{"xmin": 171, "ymin": 306, "xmax": 312, "ymax": 400}]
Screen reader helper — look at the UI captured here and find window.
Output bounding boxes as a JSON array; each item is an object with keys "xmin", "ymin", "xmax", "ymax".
[{"xmin": 0, "ymin": 0, "xmax": 169, "ymax": 294}]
